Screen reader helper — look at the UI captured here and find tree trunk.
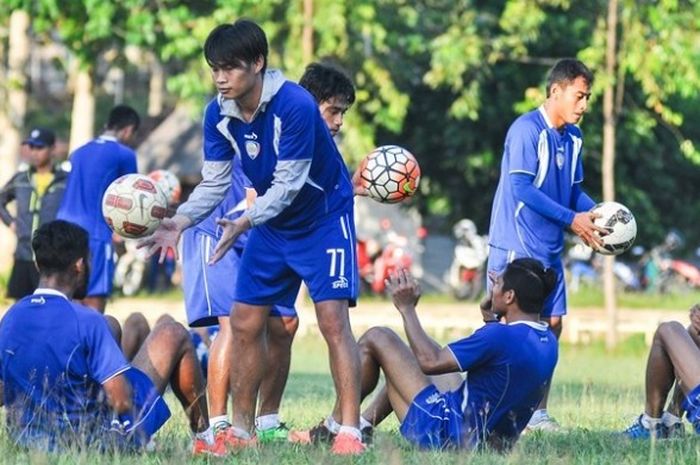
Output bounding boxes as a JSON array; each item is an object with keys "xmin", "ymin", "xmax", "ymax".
[
  {"xmin": 0, "ymin": 10, "xmax": 30, "ymax": 273},
  {"xmin": 148, "ymin": 56, "xmax": 164, "ymax": 117},
  {"xmin": 602, "ymin": 0, "xmax": 619, "ymax": 350},
  {"xmin": 302, "ymin": 0, "xmax": 314, "ymax": 64},
  {"xmin": 68, "ymin": 65, "xmax": 96, "ymax": 152}
]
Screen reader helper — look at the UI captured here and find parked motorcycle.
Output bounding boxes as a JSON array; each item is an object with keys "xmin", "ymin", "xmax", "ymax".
[{"xmin": 445, "ymin": 219, "xmax": 488, "ymax": 300}]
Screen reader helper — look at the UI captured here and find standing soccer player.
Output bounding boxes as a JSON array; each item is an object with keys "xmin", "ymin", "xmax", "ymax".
[
  {"xmin": 180, "ymin": 155, "xmax": 299, "ymax": 446},
  {"xmin": 57, "ymin": 105, "xmax": 140, "ymax": 313},
  {"xmin": 486, "ymin": 59, "xmax": 605, "ymax": 430},
  {"xmin": 141, "ymin": 20, "xmax": 365, "ymax": 454}
]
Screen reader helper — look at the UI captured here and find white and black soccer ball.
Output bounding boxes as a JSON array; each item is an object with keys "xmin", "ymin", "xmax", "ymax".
[
  {"xmin": 102, "ymin": 174, "xmax": 168, "ymax": 239},
  {"xmin": 358, "ymin": 145, "xmax": 421, "ymax": 204},
  {"xmin": 591, "ymin": 201, "xmax": 637, "ymax": 256}
]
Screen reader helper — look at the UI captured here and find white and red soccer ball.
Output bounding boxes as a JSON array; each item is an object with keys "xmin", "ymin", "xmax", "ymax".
[
  {"xmin": 358, "ymin": 145, "xmax": 421, "ymax": 204},
  {"xmin": 148, "ymin": 169, "xmax": 181, "ymax": 205},
  {"xmin": 102, "ymin": 174, "xmax": 168, "ymax": 239}
]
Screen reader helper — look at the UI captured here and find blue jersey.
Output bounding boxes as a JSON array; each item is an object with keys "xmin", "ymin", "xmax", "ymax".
[
  {"xmin": 446, "ymin": 321, "xmax": 557, "ymax": 444},
  {"xmin": 488, "ymin": 107, "xmax": 585, "ymax": 263},
  {"xmin": 202, "ymin": 75, "xmax": 354, "ymax": 232},
  {"xmin": 0, "ymin": 289, "xmax": 130, "ymax": 448},
  {"xmin": 57, "ymin": 136, "xmax": 137, "ymax": 242},
  {"xmin": 193, "ymin": 156, "xmax": 250, "ymax": 250}
]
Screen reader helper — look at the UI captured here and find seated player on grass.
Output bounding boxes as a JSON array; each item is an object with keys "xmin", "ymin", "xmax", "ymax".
[
  {"xmin": 293, "ymin": 259, "xmax": 558, "ymax": 451},
  {"xmin": 0, "ymin": 220, "xmax": 221, "ymax": 455},
  {"xmin": 623, "ymin": 303, "xmax": 700, "ymax": 439}
]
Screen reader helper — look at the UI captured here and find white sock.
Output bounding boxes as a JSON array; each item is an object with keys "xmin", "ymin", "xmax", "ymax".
[
  {"xmin": 230, "ymin": 426, "xmax": 252, "ymax": 440},
  {"xmin": 255, "ymin": 413, "xmax": 281, "ymax": 430},
  {"xmin": 529, "ymin": 409, "xmax": 548, "ymax": 423},
  {"xmin": 641, "ymin": 413, "xmax": 662, "ymax": 429},
  {"xmin": 661, "ymin": 411, "xmax": 681, "ymax": 427},
  {"xmin": 195, "ymin": 427, "xmax": 215, "ymax": 445},
  {"xmin": 338, "ymin": 425, "xmax": 362, "ymax": 441},
  {"xmin": 324, "ymin": 415, "xmax": 341, "ymax": 434},
  {"xmin": 210, "ymin": 415, "xmax": 230, "ymax": 429},
  {"xmin": 360, "ymin": 416, "xmax": 373, "ymax": 430}
]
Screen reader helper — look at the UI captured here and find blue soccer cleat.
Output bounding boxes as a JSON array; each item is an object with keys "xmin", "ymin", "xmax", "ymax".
[{"xmin": 622, "ymin": 415, "xmax": 668, "ymax": 439}]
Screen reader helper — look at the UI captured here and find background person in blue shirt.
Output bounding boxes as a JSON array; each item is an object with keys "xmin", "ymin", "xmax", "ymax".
[
  {"xmin": 0, "ymin": 220, "xmax": 219, "ymax": 455},
  {"xmin": 328, "ymin": 260, "xmax": 558, "ymax": 451},
  {"xmin": 57, "ymin": 105, "xmax": 140, "ymax": 314},
  {"xmin": 140, "ymin": 20, "xmax": 364, "ymax": 454},
  {"xmin": 486, "ymin": 59, "xmax": 606, "ymax": 430}
]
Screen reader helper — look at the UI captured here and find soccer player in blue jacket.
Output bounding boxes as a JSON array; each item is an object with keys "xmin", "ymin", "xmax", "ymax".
[
  {"xmin": 339, "ymin": 260, "xmax": 558, "ymax": 451},
  {"xmin": 0, "ymin": 220, "xmax": 221, "ymax": 455},
  {"xmin": 57, "ymin": 105, "xmax": 140, "ymax": 314},
  {"xmin": 486, "ymin": 59, "xmax": 606, "ymax": 430},
  {"xmin": 141, "ymin": 20, "xmax": 365, "ymax": 454}
]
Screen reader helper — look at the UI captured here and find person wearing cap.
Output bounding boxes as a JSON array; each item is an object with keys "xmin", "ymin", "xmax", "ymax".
[{"xmin": 0, "ymin": 127, "xmax": 70, "ymax": 299}]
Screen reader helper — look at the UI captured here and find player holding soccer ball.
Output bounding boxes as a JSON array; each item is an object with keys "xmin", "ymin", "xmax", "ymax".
[
  {"xmin": 57, "ymin": 105, "xmax": 140, "ymax": 313},
  {"xmin": 486, "ymin": 59, "xmax": 607, "ymax": 431},
  {"xmin": 141, "ymin": 20, "xmax": 365, "ymax": 454}
]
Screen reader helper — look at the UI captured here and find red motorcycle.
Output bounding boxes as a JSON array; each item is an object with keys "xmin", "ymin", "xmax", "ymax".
[{"xmin": 357, "ymin": 231, "xmax": 413, "ymax": 295}]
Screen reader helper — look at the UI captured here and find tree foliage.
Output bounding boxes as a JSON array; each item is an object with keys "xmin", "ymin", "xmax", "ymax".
[{"xmin": 1, "ymin": 0, "xmax": 699, "ymax": 249}]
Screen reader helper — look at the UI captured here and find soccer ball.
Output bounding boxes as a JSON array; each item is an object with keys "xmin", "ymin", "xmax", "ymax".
[
  {"xmin": 148, "ymin": 169, "xmax": 181, "ymax": 205},
  {"xmin": 358, "ymin": 145, "xmax": 421, "ymax": 204},
  {"xmin": 102, "ymin": 174, "xmax": 168, "ymax": 238},
  {"xmin": 591, "ymin": 201, "xmax": 637, "ymax": 256}
]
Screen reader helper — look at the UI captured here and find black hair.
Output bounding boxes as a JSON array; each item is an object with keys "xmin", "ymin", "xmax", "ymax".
[
  {"xmin": 502, "ymin": 258, "xmax": 557, "ymax": 315},
  {"xmin": 204, "ymin": 19, "xmax": 268, "ymax": 74},
  {"xmin": 32, "ymin": 220, "xmax": 89, "ymax": 275},
  {"xmin": 106, "ymin": 105, "xmax": 140, "ymax": 131},
  {"xmin": 299, "ymin": 62, "xmax": 355, "ymax": 106},
  {"xmin": 546, "ymin": 59, "xmax": 594, "ymax": 97}
]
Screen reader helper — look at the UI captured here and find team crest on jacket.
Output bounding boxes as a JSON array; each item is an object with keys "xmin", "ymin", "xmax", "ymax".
[
  {"xmin": 555, "ymin": 148, "xmax": 565, "ymax": 170},
  {"xmin": 245, "ymin": 140, "xmax": 260, "ymax": 159}
]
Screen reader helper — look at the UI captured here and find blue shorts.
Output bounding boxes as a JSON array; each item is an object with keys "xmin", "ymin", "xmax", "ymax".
[
  {"xmin": 107, "ymin": 367, "xmax": 171, "ymax": 450},
  {"xmin": 236, "ymin": 210, "xmax": 358, "ymax": 308},
  {"xmin": 87, "ymin": 238, "xmax": 115, "ymax": 297},
  {"xmin": 486, "ymin": 247, "xmax": 566, "ymax": 317},
  {"xmin": 400, "ymin": 384, "xmax": 469, "ymax": 450},
  {"xmin": 182, "ymin": 229, "xmax": 297, "ymax": 327}
]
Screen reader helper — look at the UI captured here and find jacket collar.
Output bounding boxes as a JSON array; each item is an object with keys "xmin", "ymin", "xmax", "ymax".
[{"xmin": 218, "ymin": 69, "xmax": 286, "ymax": 121}]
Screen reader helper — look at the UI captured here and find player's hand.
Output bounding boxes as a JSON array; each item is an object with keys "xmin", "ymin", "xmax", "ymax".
[
  {"xmin": 571, "ymin": 211, "xmax": 607, "ymax": 249},
  {"xmin": 137, "ymin": 215, "xmax": 189, "ymax": 263},
  {"xmin": 210, "ymin": 216, "xmax": 252, "ymax": 265},
  {"xmin": 385, "ymin": 268, "xmax": 421, "ymax": 313},
  {"xmin": 689, "ymin": 304, "xmax": 700, "ymax": 334},
  {"xmin": 351, "ymin": 166, "xmax": 369, "ymax": 197}
]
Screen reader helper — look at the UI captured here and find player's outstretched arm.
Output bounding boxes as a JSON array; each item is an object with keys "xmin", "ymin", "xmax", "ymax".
[
  {"xmin": 387, "ymin": 269, "xmax": 459, "ymax": 375},
  {"xmin": 137, "ymin": 214, "xmax": 192, "ymax": 263}
]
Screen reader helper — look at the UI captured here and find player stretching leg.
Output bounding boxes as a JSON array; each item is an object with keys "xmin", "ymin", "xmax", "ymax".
[
  {"xmin": 141, "ymin": 20, "xmax": 365, "ymax": 454},
  {"xmin": 180, "ymin": 156, "xmax": 298, "ymax": 446},
  {"xmin": 337, "ymin": 262, "xmax": 557, "ymax": 451},
  {"xmin": 623, "ymin": 304, "xmax": 700, "ymax": 439},
  {"xmin": 56, "ymin": 106, "xmax": 140, "ymax": 314},
  {"xmin": 486, "ymin": 59, "xmax": 606, "ymax": 431},
  {"xmin": 0, "ymin": 220, "xmax": 220, "ymax": 456}
]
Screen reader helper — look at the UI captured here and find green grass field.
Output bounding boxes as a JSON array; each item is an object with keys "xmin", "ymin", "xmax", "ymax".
[{"xmin": 2, "ymin": 334, "xmax": 700, "ymax": 464}]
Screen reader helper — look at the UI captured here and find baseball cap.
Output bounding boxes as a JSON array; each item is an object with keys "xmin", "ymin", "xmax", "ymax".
[{"xmin": 23, "ymin": 127, "xmax": 56, "ymax": 147}]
